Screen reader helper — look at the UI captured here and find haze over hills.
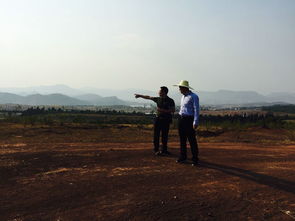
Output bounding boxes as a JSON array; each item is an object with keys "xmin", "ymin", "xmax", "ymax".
[
  {"xmin": 0, "ymin": 92, "xmax": 129, "ymax": 106},
  {"xmin": 196, "ymin": 90, "xmax": 295, "ymax": 105},
  {"xmin": 0, "ymin": 85, "xmax": 84, "ymax": 96},
  {"xmin": 0, "ymin": 85, "xmax": 295, "ymax": 106},
  {"xmin": 75, "ymin": 94, "xmax": 130, "ymax": 106},
  {"xmin": 0, "ymin": 93, "xmax": 88, "ymax": 106}
]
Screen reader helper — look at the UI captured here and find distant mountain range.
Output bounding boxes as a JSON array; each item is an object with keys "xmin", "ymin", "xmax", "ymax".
[
  {"xmin": 0, "ymin": 92, "xmax": 130, "ymax": 106},
  {"xmin": 197, "ymin": 90, "xmax": 295, "ymax": 105},
  {"xmin": 0, "ymin": 85, "xmax": 295, "ymax": 106}
]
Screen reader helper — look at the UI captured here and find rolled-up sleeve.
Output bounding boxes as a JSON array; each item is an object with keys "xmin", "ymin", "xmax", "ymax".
[{"xmin": 192, "ymin": 95, "xmax": 200, "ymax": 126}]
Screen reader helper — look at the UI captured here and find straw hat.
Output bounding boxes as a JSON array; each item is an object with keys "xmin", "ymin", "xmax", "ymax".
[{"xmin": 173, "ymin": 80, "xmax": 194, "ymax": 90}]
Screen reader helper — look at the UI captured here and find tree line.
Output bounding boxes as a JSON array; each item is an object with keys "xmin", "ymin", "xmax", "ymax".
[{"xmin": 1, "ymin": 107, "xmax": 294, "ymax": 130}]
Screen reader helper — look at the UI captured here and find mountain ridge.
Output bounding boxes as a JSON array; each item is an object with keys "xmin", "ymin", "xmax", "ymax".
[
  {"xmin": 1, "ymin": 85, "xmax": 295, "ymax": 105},
  {"xmin": 0, "ymin": 92, "xmax": 129, "ymax": 106}
]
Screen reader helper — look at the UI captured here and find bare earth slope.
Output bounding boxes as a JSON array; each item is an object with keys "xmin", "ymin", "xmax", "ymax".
[{"xmin": 1, "ymin": 140, "xmax": 295, "ymax": 221}]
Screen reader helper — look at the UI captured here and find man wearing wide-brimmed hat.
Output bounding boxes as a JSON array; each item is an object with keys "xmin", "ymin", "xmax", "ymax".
[{"xmin": 173, "ymin": 80, "xmax": 200, "ymax": 166}]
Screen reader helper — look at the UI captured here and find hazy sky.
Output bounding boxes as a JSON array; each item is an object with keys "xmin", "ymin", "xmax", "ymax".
[{"xmin": 0, "ymin": 0, "xmax": 294, "ymax": 94}]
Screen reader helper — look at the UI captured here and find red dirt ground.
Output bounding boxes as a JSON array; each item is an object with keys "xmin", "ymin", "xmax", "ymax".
[{"xmin": 1, "ymin": 139, "xmax": 295, "ymax": 221}]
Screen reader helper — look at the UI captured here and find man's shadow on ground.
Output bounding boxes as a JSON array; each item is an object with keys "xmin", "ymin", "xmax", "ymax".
[{"xmin": 199, "ymin": 161, "xmax": 295, "ymax": 195}]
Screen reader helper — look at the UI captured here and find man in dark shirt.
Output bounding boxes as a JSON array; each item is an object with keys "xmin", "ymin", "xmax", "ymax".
[{"xmin": 135, "ymin": 86, "xmax": 175, "ymax": 155}]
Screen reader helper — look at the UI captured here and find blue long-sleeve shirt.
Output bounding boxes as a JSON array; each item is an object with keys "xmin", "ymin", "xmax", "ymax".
[{"xmin": 179, "ymin": 91, "xmax": 200, "ymax": 126}]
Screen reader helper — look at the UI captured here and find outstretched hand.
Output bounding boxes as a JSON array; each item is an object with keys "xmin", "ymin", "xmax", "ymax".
[{"xmin": 134, "ymin": 94, "xmax": 140, "ymax": 98}]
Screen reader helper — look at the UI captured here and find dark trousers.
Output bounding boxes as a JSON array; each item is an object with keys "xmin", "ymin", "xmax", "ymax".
[
  {"xmin": 153, "ymin": 117, "xmax": 171, "ymax": 152},
  {"xmin": 178, "ymin": 116, "xmax": 199, "ymax": 162}
]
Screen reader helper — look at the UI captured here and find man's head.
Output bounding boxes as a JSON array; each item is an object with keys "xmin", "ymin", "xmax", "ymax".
[
  {"xmin": 179, "ymin": 86, "xmax": 189, "ymax": 95},
  {"xmin": 159, "ymin": 86, "xmax": 168, "ymax": 97}
]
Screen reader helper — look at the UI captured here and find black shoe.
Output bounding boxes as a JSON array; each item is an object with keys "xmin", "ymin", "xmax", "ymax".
[
  {"xmin": 161, "ymin": 151, "xmax": 171, "ymax": 155},
  {"xmin": 154, "ymin": 151, "xmax": 162, "ymax": 156},
  {"xmin": 191, "ymin": 161, "xmax": 200, "ymax": 167},
  {"xmin": 176, "ymin": 158, "xmax": 186, "ymax": 163}
]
